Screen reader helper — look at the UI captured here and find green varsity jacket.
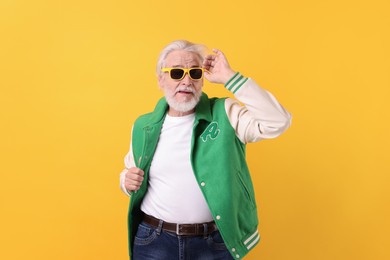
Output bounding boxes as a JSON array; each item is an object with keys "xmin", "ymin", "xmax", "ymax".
[{"xmin": 128, "ymin": 92, "xmax": 260, "ymax": 259}]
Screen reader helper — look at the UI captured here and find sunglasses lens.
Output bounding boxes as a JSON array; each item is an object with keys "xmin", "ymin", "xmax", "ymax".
[
  {"xmin": 189, "ymin": 69, "xmax": 203, "ymax": 79},
  {"xmin": 170, "ymin": 69, "xmax": 185, "ymax": 80}
]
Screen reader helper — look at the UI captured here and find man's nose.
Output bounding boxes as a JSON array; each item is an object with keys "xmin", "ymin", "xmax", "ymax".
[{"xmin": 181, "ymin": 72, "xmax": 192, "ymax": 84}]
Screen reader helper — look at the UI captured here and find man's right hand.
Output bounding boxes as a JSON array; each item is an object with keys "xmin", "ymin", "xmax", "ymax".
[{"xmin": 124, "ymin": 167, "xmax": 145, "ymax": 193}]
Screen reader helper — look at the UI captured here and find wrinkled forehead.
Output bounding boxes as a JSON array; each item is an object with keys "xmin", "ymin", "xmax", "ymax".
[{"xmin": 164, "ymin": 50, "xmax": 202, "ymax": 67}]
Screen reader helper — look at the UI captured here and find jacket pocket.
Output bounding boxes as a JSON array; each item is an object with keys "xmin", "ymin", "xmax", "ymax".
[{"xmin": 236, "ymin": 170, "xmax": 256, "ymax": 209}]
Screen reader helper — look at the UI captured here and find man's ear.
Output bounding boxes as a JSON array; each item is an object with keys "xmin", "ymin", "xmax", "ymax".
[{"xmin": 157, "ymin": 74, "xmax": 164, "ymax": 90}]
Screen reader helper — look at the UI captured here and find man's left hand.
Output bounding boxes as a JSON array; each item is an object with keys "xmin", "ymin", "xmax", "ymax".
[{"xmin": 202, "ymin": 49, "xmax": 236, "ymax": 85}]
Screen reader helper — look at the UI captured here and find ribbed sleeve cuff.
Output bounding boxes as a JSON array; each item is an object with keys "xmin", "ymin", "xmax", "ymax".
[{"xmin": 224, "ymin": 72, "xmax": 249, "ymax": 94}]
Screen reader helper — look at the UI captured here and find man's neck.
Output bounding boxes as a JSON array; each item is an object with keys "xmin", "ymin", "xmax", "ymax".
[{"xmin": 167, "ymin": 108, "xmax": 195, "ymax": 117}]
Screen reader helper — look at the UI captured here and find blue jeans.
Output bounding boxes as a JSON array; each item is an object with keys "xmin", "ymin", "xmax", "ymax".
[{"xmin": 133, "ymin": 221, "xmax": 234, "ymax": 260}]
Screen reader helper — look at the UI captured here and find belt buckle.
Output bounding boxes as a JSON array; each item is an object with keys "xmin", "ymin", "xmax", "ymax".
[{"xmin": 176, "ymin": 224, "xmax": 181, "ymax": 235}]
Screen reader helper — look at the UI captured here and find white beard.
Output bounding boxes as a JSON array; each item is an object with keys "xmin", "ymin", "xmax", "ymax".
[{"xmin": 164, "ymin": 87, "xmax": 202, "ymax": 113}]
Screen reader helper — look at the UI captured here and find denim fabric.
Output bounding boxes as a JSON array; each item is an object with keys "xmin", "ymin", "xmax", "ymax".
[{"xmin": 133, "ymin": 222, "xmax": 234, "ymax": 260}]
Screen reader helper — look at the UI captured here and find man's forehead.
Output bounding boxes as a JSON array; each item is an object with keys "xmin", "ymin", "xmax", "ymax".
[{"xmin": 165, "ymin": 50, "xmax": 201, "ymax": 66}]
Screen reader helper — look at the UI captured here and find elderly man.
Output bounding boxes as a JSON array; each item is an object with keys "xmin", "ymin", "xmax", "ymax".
[{"xmin": 120, "ymin": 40, "xmax": 291, "ymax": 260}]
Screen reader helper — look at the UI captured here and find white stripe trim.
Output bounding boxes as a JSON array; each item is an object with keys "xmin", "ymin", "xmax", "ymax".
[
  {"xmin": 246, "ymin": 234, "xmax": 260, "ymax": 250},
  {"xmin": 230, "ymin": 77, "xmax": 247, "ymax": 93},
  {"xmin": 233, "ymin": 78, "xmax": 249, "ymax": 94},
  {"xmin": 225, "ymin": 73, "xmax": 241, "ymax": 90},
  {"xmin": 244, "ymin": 230, "xmax": 259, "ymax": 245}
]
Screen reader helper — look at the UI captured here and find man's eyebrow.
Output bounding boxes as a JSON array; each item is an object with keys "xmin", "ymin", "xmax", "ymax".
[{"xmin": 170, "ymin": 65, "xmax": 201, "ymax": 68}]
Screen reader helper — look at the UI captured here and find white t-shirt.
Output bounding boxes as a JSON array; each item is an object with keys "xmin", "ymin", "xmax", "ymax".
[
  {"xmin": 140, "ymin": 113, "xmax": 214, "ymax": 224},
  {"xmin": 120, "ymin": 78, "xmax": 292, "ymax": 223}
]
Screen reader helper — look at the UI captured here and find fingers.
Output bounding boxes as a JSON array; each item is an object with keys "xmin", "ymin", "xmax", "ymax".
[
  {"xmin": 202, "ymin": 48, "xmax": 227, "ymax": 71},
  {"xmin": 212, "ymin": 48, "xmax": 224, "ymax": 56},
  {"xmin": 203, "ymin": 54, "xmax": 215, "ymax": 71},
  {"xmin": 202, "ymin": 48, "xmax": 235, "ymax": 84},
  {"xmin": 125, "ymin": 167, "xmax": 144, "ymax": 192}
]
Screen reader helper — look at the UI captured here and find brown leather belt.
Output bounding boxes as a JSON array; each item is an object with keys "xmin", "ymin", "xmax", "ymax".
[{"xmin": 142, "ymin": 214, "xmax": 217, "ymax": 236}]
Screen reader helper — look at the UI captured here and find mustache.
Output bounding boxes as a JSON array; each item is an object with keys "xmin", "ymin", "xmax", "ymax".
[{"xmin": 175, "ymin": 87, "xmax": 195, "ymax": 94}]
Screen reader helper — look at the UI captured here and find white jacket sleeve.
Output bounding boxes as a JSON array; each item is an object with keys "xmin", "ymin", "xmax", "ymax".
[{"xmin": 224, "ymin": 73, "xmax": 292, "ymax": 143}]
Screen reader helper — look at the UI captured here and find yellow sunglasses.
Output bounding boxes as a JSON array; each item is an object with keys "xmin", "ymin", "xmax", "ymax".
[{"xmin": 161, "ymin": 67, "xmax": 205, "ymax": 80}]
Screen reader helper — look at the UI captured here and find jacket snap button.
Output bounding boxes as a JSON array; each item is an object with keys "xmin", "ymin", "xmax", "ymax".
[
  {"xmin": 216, "ymin": 215, "xmax": 221, "ymax": 220},
  {"xmin": 201, "ymin": 182, "xmax": 205, "ymax": 187},
  {"xmin": 232, "ymin": 248, "xmax": 236, "ymax": 252},
  {"xmin": 235, "ymin": 254, "xmax": 240, "ymax": 258}
]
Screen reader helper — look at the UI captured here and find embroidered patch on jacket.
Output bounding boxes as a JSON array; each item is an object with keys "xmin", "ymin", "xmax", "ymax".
[{"xmin": 200, "ymin": 121, "xmax": 220, "ymax": 142}]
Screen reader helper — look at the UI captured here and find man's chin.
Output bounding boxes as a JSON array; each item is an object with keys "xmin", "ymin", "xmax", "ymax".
[{"xmin": 166, "ymin": 97, "xmax": 199, "ymax": 113}]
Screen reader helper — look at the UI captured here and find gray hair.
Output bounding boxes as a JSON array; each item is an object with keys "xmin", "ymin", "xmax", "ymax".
[{"xmin": 156, "ymin": 40, "xmax": 208, "ymax": 76}]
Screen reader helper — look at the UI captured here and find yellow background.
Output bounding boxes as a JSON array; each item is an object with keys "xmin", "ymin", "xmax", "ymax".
[{"xmin": 1, "ymin": 0, "xmax": 389, "ymax": 259}]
